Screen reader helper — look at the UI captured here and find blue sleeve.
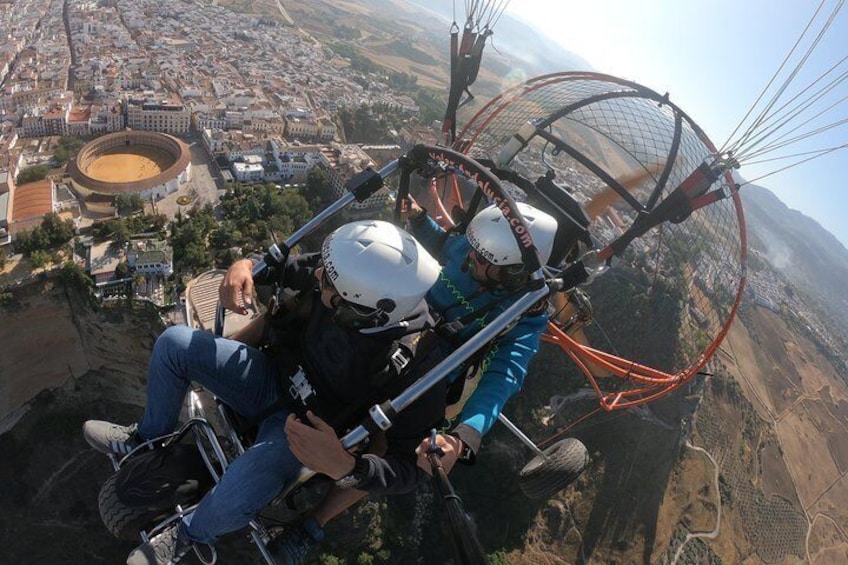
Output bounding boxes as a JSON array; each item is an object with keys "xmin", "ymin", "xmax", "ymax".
[
  {"xmin": 407, "ymin": 214, "xmax": 448, "ymax": 257},
  {"xmin": 454, "ymin": 309, "xmax": 548, "ymax": 450}
]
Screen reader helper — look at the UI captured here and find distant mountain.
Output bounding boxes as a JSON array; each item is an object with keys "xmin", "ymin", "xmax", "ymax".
[
  {"xmin": 741, "ymin": 182, "xmax": 848, "ymax": 329},
  {"xmin": 405, "ymin": 0, "xmax": 593, "ymax": 74}
]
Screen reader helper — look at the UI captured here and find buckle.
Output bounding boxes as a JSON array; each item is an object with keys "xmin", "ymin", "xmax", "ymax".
[
  {"xmin": 389, "ymin": 347, "xmax": 410, "ymax": 373},
  {"xmin": 436, "ymin": 319, "xmax": 465, "ymax": 337}
]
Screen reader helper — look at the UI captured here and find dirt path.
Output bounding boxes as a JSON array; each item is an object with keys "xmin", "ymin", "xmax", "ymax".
[{"xmin": 670, "ymin": 440, "xmax": 721, "ymax": 565}]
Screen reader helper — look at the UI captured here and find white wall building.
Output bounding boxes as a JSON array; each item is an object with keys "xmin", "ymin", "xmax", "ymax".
[
  {"xmin": 127, "ymin": 240, "xmax": 174, "ymax": 276},
  {"xmin": 126, "ymin": 97, "xmax": 191, "ymax": 134}
]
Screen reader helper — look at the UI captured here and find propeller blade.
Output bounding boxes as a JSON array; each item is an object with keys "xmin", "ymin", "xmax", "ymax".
[{"xmin": 584, "ymin": 164, "xmax": 662, "ymax": 221}]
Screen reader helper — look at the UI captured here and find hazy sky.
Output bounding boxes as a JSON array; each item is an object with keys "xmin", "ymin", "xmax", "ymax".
[{"xmin": 506, "ymin": 0, "xmax": 848, "ymax": 248}]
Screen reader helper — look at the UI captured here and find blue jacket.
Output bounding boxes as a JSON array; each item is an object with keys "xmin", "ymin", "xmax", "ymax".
[{"xmin": 409, "ymin": 215, "xmax": 548, "ymax": 453}]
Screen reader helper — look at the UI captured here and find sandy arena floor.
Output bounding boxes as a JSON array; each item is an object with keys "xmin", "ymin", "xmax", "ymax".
[{"xmin": 85, "ymin": 146, "xmax": 174, "ymax": 183}]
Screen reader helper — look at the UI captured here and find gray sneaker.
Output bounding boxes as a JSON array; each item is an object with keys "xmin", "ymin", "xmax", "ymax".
[
  {"xmin": 126, "ymin": 522, "xmax": 216, "ymax": 565},
  {"xmin": 83, "ymin": 420, "xmax": 142, "ymax": 456},
  {"xmin": 126, "ymin": 523, "xmax": 190, "ymax": 565}
]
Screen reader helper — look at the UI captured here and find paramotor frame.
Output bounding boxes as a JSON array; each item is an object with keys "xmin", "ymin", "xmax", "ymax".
[{"xmin": 432, "ymin": 71, "xmax": 748, "ymax": 415}]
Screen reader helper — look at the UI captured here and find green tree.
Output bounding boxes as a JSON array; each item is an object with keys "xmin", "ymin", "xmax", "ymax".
[
  {"xmin": 210, "ymin": 221, "xmax": 237, "ymax": 250},
  {"xmin": 16, "ymin": 165, "xmax": 50, "ymax": 184},
  {"xmin": 355, "ymin": 554, "xmax": 374, "ymax": 565},
  {"xmin": 413, "ymin": 87, "xmax": 445, "ymax": 124},
  {"xmin": 30, "ymin": 249, "xmax": 49, "ymax": 268},
  {"xmin": 387, "ymin": 70, "xmax": 420, "ymax": 89},
  {"xmin": 12, "ymin": 213, "xmax": 75, "ymax": 255},
  {"xmin": 268, "ymin": 189, "xmax": 313, "ymax": 241},
  {"xmin": 218, "ymin": 184, "xmax": 313, "ymax": 253},
  {"xmin": 115, "ymin": 261, "xmax": 131, "ymax": 279},
  {"xmin": 115, "ymin": 193, "xmax": 146, "ymax": 215},
  {"xmin": 181, "ymin": 242, "xmax": 212, "ymax": 272},
  {"xmin": 169, "ymin": 204, "xmax": 219, "ymax": 273},
  {"xmin": 60, "ymin": 260, "xmax": 93, "ymax": 293},
  {"xmin": 304, "ymin": 169, "xmax": 332, "ymax": 210},
  {"xmin": 40, "ymin": 212, "xmax": 75, "ymax": 245},
  {"xmin": 13, "ymin": 229, "xmax": 32, "ymax": 253},
  {"xmin": 148, "ymin": 213, "xmax": 168, "ymax": 232},
  {"xmin": 110, "ymin": 222, "xmax": 132, "ymax": 247},
  {"xmin": 336, "ymin": 105, "xmax": 398, "ymax": 144},
  {"xmin": 488, "ymin": 551, "xmax": 511, "ymax": 565},
  {"xmin": 53, "ymin": 136, "xmax": 84, "ymax": 164},
  {"xmin": 215, "ymin": 247, "xmax": 241, "ymax": 269}
]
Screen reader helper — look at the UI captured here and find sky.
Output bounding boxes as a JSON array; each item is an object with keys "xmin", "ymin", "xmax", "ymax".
[{"xmin": 505, "ymin": 0, "xmax": 848, "ymax": 248}]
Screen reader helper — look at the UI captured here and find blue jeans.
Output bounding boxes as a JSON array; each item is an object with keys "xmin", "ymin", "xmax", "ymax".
[{"xmin": 138, "ymin": 325, "xmax": 302, "ymax": 544}]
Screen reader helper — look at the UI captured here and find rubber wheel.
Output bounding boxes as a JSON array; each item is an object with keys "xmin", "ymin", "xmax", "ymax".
[
  {"xmin": 98, "ymin": 472, "xmax": 166, "ymax": 541},
  {"xmin": 518, "ymin": 438, "xmax": 589, "ymax": 500}
]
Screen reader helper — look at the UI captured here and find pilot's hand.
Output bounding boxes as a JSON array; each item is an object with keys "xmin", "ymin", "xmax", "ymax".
[
  {"xmin": 286, "ymin": 411, "xmax": 356, "ymax": 480},
  {"xmin": 219, "ymin": 259, "xmax": 254, "ymax": 314},
  {"xmin": 415, "ymin": 433, "xmax": 462, "ymax": 475},
  {"xmin": 401, "ymin": 195, "xmax": 425, "ymax": 221}
]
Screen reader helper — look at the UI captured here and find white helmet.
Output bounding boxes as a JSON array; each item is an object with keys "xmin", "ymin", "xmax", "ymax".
[
  {"xmin": 321, "ymin": 220, "xmax": 441, "ymax": 326},
  {"xmin": 466, "ymin": 202, "xmax": 558, "ymax": 267}
]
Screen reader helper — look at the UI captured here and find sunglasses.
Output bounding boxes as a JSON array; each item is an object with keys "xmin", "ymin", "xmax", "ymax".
[{"xmin": 318, "ymin": 266, "xmax": 382, "ymax": 322}]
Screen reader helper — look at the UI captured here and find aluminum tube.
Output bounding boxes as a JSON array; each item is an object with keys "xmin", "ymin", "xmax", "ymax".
[
  {"xmin": 339, "ymin": 278, "xmax": 549, "ymax": 450},
  {"xmin": 390, "ymin": 284, "xmax": 548, "ymax": 414},
  {"xmin": 283, "ymin": 159, "xmax": 400, "ymax": 249},
  {"xmin": 497, "ymin": 413, "xmax": 547, "ymax": 459},
  {"xmin": 284, "ymin": 192, "xmax": 356, "ymax": 248}
]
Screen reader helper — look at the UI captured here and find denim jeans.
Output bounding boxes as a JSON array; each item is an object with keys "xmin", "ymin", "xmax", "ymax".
[{"xmin": 138, "ymin": 325, "xmax": 302, "ymax": 544}]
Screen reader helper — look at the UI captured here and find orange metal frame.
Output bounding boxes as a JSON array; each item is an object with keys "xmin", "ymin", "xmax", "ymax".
[
  {"xmin": 421, "ymin": 180, "xmax": 745, "ymax": 413},
  {"xmin": 446, "ymin": 71, "xmax": 748, "ymax": 415}
]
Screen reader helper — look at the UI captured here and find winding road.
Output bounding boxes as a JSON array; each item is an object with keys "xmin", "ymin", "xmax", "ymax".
[{"xmin": 670, "ymin": 441, "xmax": 722, "ymax": 565}]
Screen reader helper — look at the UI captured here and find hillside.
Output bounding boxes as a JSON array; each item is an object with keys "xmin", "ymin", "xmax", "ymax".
[
  {"xmin": 0, "ymin": 279, "xmax": 161, "ymax": 562},
  {"xmin": 741, "ymin": 183, "xmax": 848, "ymax": 338},
  {"xmin": 229, "ymin": 0, "xmax": 589, "ymax": 111}
]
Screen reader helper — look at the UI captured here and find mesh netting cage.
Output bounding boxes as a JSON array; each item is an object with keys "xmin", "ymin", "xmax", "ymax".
[{"xmin": 450, "ymin": 72, "xmax": 748, "ymax": 411}]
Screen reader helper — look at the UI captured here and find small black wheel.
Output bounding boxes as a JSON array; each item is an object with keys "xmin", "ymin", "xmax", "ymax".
[
  {"xmin": 518, "ymin": 438, "xmax": 588, "ymax": 500},
  {"xmin": 98, "ymin": 473, "xmax": 163, "ymax": 541}
]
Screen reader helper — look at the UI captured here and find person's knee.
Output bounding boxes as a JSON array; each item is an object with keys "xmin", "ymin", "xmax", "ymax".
[
  {"xmin": 152, "ymin": 325, "xmax": 197, "ymax": 365},
  {"xmin": 157, "ymin": 324, "xmax": 195, "ymax": 349}
]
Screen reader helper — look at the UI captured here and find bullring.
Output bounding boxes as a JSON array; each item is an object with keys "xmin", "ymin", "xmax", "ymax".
[{"xmin": 69, "ymin": 131, "xmax": 191, "ymax": 214}]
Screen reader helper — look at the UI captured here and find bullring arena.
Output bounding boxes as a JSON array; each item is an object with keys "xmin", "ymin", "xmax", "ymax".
[{"xmin": 69, "ymin": 130, "xmax": 191, "ymax": 215}]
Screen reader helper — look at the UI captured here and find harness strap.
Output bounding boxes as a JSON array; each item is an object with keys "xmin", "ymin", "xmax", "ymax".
[{"xmin": 435, "ymin": 285, "xmax": 524, "ymax": 340}]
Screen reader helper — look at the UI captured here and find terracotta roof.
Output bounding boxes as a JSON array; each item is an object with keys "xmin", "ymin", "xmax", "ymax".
[
  {"xmin": 69, "ymin": 108, "xmax": 92, "ymax": 122},
  {"xmin": 12, "ymin": 179, "xmax": 53, "ymax": 220}
]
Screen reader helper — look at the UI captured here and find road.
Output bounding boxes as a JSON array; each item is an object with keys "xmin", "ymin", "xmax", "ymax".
[
  {"xmin": 670, "ymin": 440, "xmax": 722, "ymax": 565},
  {"xmin": 151, "ymin": 138, "xmax": 224, "ymax": 219},
  {"xmin": 273, "ymin": 0, "xmax": 319, "ymax": 45}
]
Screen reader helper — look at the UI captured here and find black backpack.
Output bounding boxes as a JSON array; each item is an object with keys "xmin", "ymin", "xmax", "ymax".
[
  {"xmin": 114, "ymin": 443, "xmax": 214, "ymax": 509},
  {"xmin": 99, "ymin": 443, "xmax": 217, "ymax": 540}
]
